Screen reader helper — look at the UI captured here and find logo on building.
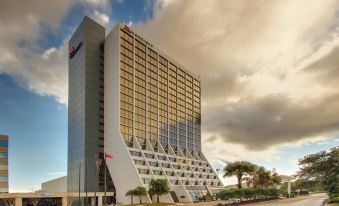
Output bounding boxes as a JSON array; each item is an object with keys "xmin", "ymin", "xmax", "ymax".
[
  {"xmin": 123, "ymin": 24, "xmax": 153, "ymax": 48},
  {"xmin": 69, "ymin": 42, "xmax": 83, "ymax": 59},
  {"xmin": 124, "ymin": 25, "xmax": 133, "ymax": 34}
]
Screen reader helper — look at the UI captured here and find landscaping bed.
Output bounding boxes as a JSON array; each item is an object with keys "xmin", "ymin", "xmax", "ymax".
[{"xmin": 215, "ymin": 197, "xmax": 280, "ymax": 206}]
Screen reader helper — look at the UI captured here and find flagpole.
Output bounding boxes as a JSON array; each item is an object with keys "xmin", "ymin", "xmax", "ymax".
[
  {"xmin": 79, "ymin": 161, "xmax": 81, "ymax": 206},
  {"xmin": 104, "ymin": 152, "xmax": 107, "ymax": 206},
  {"xmin": 85, "ymin": 157, "xmax": 88, "ymax": 206},
  {"xmin": 94, "ymin": 154, "xmax": 97, "ymax": 206}
]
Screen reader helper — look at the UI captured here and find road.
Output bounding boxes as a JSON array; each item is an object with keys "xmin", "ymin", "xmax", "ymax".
[
  {"xmin": 178, "ymin": 193, "xmax": 328, "ymax": 206},
  {"xmin": 248, "ymin": 193, "xmax": 328, "ymax": 206}
]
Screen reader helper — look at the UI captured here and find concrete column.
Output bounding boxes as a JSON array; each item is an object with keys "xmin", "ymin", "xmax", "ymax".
[
  {"xmin": 62, "ymin": 197, "xmax": 68, "ymax": 206},
  {"xmin": 98, "ymin": 196, "xmax": 103, "ymax": 206},
  {"xmin": 288, "ymin": 180, "xmax": 291, "ymax": 198},
  {"xmin": 15, "ymin": 198, "xmax": 22, "ymax": 206},
  {"xmin": 90, "ymin": 197, "xmax": 96, "ymax": 206}
]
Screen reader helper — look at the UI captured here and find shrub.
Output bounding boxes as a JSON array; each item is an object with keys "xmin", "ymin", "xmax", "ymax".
[
  {"xmin": 243, "ymin": 189, "xmax": 256, "ymax": 199},
  {"xmin": 299, "ymin": 190, "xmax": 310, "ymax": 195},
  {"xmin": 217, "ymin": 188, "xmax": 283, "ymax": 201},
  {"xmin": 330, "ymin": 192, "xmax": 339, "ymax": 203}
]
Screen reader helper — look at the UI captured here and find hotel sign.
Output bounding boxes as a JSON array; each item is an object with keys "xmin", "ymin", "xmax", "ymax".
[
  {"xmin": 123, "ymin": 25, "xmax": 153, "ymax": 48},
  {"xmin": 69, "ymin": 41, "xmax": 83, "ymax": 59}
]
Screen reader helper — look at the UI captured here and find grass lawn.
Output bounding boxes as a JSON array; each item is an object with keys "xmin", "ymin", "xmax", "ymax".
[{"xmin": 325, "ymin": 203, "xmax": 339, "ymax": 206}]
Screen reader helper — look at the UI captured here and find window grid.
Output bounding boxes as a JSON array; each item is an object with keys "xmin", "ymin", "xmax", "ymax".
[{"xmin": 119, "ymin": 29, "xmax": 201, "ymax": 153}]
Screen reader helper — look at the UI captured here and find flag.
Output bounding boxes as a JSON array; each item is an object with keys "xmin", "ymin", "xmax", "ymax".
[{"xmin": 105, "ymin": 153, "xmax": 113, "ymax": 159}]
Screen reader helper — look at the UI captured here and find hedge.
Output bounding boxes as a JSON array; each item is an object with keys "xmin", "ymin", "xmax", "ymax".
[{"xmin": 216, "ymin": 188, "xmax": 284, "ymax": 200}]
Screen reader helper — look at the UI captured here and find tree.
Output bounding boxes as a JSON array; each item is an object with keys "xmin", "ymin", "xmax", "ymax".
[
  {"xmin": 148, "ymin": 179, "xmax": 170, "ymax": 203},
  {"xmin": 126, "ymin": 189, "xmax": 136, "ymax": 205},
  {"xmin": 253, "ymin": 166, "xmax": 272, "ymax": 188},
  {"xmin": 293, "ymin": 178, "xmax": 323, "ymax": 193},
  {"xmin": 298, "ymin": 147, "xmax": 339, "ymax": 200},
  {"xmin": 271, "ymin": 172, "xmax": 282, "ymax": 187},
  {"xmin": 134, "ymin": 186, "xmax": 147, "ymax": 204},
  {"xmin": 242, "ymin": 176, "xmax": 253, "ymax": 188},
  {"xmin": 223, "ymin": 161, "xmax": 257, "ymax": 189}
]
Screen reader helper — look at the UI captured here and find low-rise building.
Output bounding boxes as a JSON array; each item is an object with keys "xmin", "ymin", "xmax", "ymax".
[
  {"xmin": 0, "ymin": 135, "xmax": 8, "ymax": 193},
  {"xmin": 41, "ymin": 176, "xmax": 67, "ymax": 193}
]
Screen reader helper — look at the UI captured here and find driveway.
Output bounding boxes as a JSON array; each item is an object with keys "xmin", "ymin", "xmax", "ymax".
[
  {"xmin": 176, "ymin": 193, "xmax": 328, "ymax": 206},
  {"xmin": 248, "ymin": 193, "xmax": 328, "ymax": 206}
]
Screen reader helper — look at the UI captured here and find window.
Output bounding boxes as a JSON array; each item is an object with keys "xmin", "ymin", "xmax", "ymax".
[
  {"xmin": 0, "ymin": 152, "xmax": 8, "ymax": 158},
  {"xmin": 138, "ymin": 169, "xmax": 149, "ymax": 174},
  {"xmin": 144, "ymin": 153, "xmax": 154, "ymax": 159},
  {"xmin": 142, "ymin": 178, "xmax": 151, "ymax": 184},
  {"xmin": 130, "ymin": 151, "xmax": 141, "ymax": 157},
  {"xmin": 0, "ymin": 141, "xmax": 7, "ymax": 147},
  {"xmin": 153, "ymin": 170, "xmax": 162, "ymax": 175},
  {"xmin": 148, "ymin": 161, "xmax": 158, "ymax": 167},
  {"xmin": 0, "ymin": 176, "xmax": 8, "ymax": 182},
  {"xmin": 0, "ymin": 165, "xmax": 8, "ymax": 170}
]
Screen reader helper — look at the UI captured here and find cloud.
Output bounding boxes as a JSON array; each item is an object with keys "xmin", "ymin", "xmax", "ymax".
[
  {"xmin": 48, "ymin": 172, "xmax": 65, "ymax": 175},
  {"xmin": 91, "ymin": 10, "xmax": 110, "ymax": 26},
  {"xmin": 1, "ymin": 0, "xmax": 338, "ymax": 152},
  {"xmin": 135, "ymin": 0, "xmax": 339, "ymax": 150},
  {"xmin": 0, "ymin": 0, "xmax": 112, "ymax": 105},
  {"xmin": 203, "ymin": 93, "xmax": 339, "ymax": 150},
  {"xmin": 83, "ymin": 0, "xmax": 108, "ymax": 5},
  {"xmin": 0, "ymin": 0, "xmax": 74, "ymax": 104}
]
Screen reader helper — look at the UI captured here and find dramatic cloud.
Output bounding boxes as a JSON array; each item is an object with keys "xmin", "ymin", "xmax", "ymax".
[
  {"xmin": 135, "ymin": 0, "xmax": 339, "ymax": 151},
  {"xmin": 92, "ymin": 10, "xmax": 110, "ymax": 26},
  {"xmin": 0, "ymin": 0, "xmax": 74, "ymax": 104},
  {"xmin": 0, "ymin": 0, "xmax": 112, "ymax": 104},
  {"xmin": 1, "ymin": 0, "xmax": 338, "ymax": 154}
]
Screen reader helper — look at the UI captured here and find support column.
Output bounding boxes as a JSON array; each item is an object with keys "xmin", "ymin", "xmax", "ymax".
[
  {"xmin": 90, "ymin": 197, "xmax": 96, "ymax": 206},
  {"xmin": 62, "ymin": 197, "xmax": 68, "ymax": 206},
  {"xmin": 15, "ymin": 198, "xmax": 22, "ymax": 206},
  {"xmin": 288, "ymin": 180, "xmax": 291, "ymax": 198},
  {"xmin": 98, "ymin": 196, "xmax": 103, "ymax": 206}
]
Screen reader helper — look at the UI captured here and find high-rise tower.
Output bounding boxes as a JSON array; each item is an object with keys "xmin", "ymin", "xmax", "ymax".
[
  {"xmin": 67, "ymin": 17, "xmax": 107, "ymax": 193},
  {"xmin": 68, "ymin": 17, "xmax": 223, "ymax": 204}
]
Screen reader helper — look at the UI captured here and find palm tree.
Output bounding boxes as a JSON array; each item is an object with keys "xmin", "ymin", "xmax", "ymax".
[
  {"xmin": 253, "ymin": 166, "xmax": 271, "ymax": 188},
  {"xmin": 125, "ymin": 189, "xmax": 136, "ymax": 205},
  {"xmin": 271, "ymin": 171, "xmax": 282, "ymax": 188},
  {"xmin": 223, "ymin": 161, "xmax": 257, "ymax": 189},
  {"xmin": 242, "ymin": 176, "xmax": 253, "ymax": 188},
  {"xmin": 133, "ymin": 186, "xmax": 147, "ymax": 204},
  {"xmin": 148, "ymin": 179, "xmax": 170, "ymax": 203}
]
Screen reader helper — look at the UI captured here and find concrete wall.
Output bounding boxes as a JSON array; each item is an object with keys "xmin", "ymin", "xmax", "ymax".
[
  {"xmin": 41, "ymin": 176, "xmax": 67, "ymax": 193},
  {"xmin": 104, "ymin": 24, "xmax": 152, "ymax": 205}
]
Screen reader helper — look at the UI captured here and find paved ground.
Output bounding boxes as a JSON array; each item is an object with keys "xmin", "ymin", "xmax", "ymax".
[
  {"xmin": 247, "ymin": 193, "xmax": 328, "ymax": 206},
  {"xmin": 176, "ymin": 193, "xmax": 328, "ymax": 206}
]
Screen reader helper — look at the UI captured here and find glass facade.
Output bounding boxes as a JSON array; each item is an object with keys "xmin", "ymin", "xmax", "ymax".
[
  {"xmin": 119, "ymin": 29, "xmax": 202, "ymax": 153},
  {"xmin": 116, "ymin": 25, "xmax": 223, "ymax": 190},
  {"xmin": 67, "ymin": 17, "xmax": 113, "ymax": 193},
  {"xmin": 67, "ymin": 18, "xmax": 222, "ymax": 203}
]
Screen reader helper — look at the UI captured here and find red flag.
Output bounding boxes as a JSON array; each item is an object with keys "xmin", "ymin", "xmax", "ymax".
[{"xmin": 105, "ymin": 153, "xmax": 113, "ymax": 159}]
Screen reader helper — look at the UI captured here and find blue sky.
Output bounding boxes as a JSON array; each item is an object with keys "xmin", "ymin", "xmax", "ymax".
[
  {"xmin": 1, "ymin": 0, "xmax": 339, "ymax": 191},
  {"xmin": 0, "ymin": 0, "xmax": 159, "ymax": 192},
  {"xmin": 0, "ymin": 74, "xmax": 67, "ymax": 191}
]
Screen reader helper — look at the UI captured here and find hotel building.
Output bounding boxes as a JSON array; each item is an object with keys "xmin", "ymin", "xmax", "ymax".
[
  {"xmin": 68, "ymin": 17, "xmax": 223, "ymax": 204},
  {"xmin": 0, "ymin": 135, "xmax": 8, "ymax": 193}
]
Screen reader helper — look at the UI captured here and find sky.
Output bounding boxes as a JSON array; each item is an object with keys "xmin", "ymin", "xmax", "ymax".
[{"xmin": 0, "ymin": 0, "xmax": 338, "ymax": 192}]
